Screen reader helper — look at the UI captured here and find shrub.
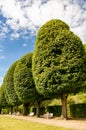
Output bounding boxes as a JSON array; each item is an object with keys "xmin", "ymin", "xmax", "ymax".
[
  {"xmin": 69, "ymin": 103, "xmax": 86, "ymax": 118},
  {"xmin": 46, "ymin": 105, "xmax": 62, "ymax": 116}
]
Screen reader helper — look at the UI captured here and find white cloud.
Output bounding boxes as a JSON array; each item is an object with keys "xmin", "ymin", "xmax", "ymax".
[
  {"xmin": 22, "ymin": 43, "xmax": 28, "ymax": 47},
  {"xmin": 0, "ymin": 0, "xmax": 24, "ymax": 21},
  {"xmin": 0, "ymin": 0, "xmax": 86, "ymax": 43},
  {"xmin": 10, "ymin": 32, "xmax": 20, "ymax": 39},
  {"xmin": 0, "ymin": 20, "xmax": 9, "ymax": 39},
  {"xmin": 6, "ymin": 19, "xmax": 20, "ymax": 31}
]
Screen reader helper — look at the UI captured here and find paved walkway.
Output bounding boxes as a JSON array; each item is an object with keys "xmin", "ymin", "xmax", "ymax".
[{"xmin": 6, "ymin": 115, "xmax": 86, "ymax": 130}]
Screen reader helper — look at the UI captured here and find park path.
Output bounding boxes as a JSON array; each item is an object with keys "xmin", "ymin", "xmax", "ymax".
[{"xmin": 6, "ymin": 115, "xmax": 86, "ymax": 130}]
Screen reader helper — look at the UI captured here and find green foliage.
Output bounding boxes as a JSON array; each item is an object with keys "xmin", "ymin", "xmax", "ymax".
[
  {"xmin": 31, "ymin": 107, "xmax": 45, "ymax": 115},
  {"xmin": 32, "ymin": 103, "xmax": 86, "ymax": 118},
  {"xmin": 48, "ymin": 99, "xmax": 61, "ymax": 106},
  {"xmin": 31, "ymin": 105, "xmax": 61, "ymax": 116},
  {"xmin": 36, "ymin": 19, "xmax": 69, "ymax": 47},
  {"xmin": 68, "ymin": 93, "xmax": 86, "ymax": 104},
  {"xmin": 14, "ymin": 53, "xmax": 38, "ymax": 104},
  {"xmin": 3, "ymin": 61, "xmax": 20, "ymax": 106},
  {"xmin": 0, "ymin": 85, "xmax": 8, "ymax": 108},
  {"xmin": 32, "ymin": 19, "xmax": 86, "ymax": 97},
  {"xmin": 1, "ymin": 108, "xmax": 9, "ymax": 114},
  {"xmin": 46, "ymin": 105, "xmax": 62, "ymax": 116},
  {"xmin": 82, "ymin": 44, "xmax": 86, "ymax": 92},
  {"xmin": 69, "ymin": 103, "xmax": 86, "ymax": 118},
  {"xmin": 83, "ymin": 44, "xmax": 86, "ymax": 51},
  {"xmin": 42, "ymin": 99, "xmax": 61, "ymax": 107}
]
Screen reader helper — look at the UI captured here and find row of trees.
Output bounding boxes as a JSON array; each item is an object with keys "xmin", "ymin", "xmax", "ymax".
[
  {"xmin": 0, "ymin": 53, "xmax": 44, "ymax": 117},
  {"xmin": 0, "ymin": 19, "xmax": 86, "ymax": 119}
]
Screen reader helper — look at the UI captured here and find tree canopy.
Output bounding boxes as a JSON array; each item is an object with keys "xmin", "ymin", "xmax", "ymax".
[
  {"xmin": 32, "ymin": 19, "xmax": 86, "ymax": 119},
  {"xmin": 3, "ymin": 61, "xmax": 21, "ymax": 106},
  {"xmin": 0, "ymin": 85, "xmax": 8, "ymax": 109},
  {"xmin": 14, "ymin": 53, "xmax": 37, "ymax": 104}
]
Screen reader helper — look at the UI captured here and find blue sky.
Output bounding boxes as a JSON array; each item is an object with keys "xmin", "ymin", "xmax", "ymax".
[{"xmin": 0, "ymin": 0, "xmax": 86, "ymax": 85}]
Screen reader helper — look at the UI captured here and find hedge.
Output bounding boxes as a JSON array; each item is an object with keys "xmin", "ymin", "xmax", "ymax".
[
  {"xmin": 32, "ymin": 107, "xmax": 45, "ymax": 115},
  {"xmin": 1, "ymin": 103, "xmax": 86, "ymax": 118},
  {"xmin": 69, "ymin": 103, "xmax": 86, "ymax": 118},
  {"xmin": 32, "ymin": 104, "xmax": 86, "ymax": 118},
  {"xmin": 32, "ymin": 105, "xmax": 62, "ymax": 116},
  {"xmin": 46, "ymin": 106, "xmax": 62, "ymax": 116}
]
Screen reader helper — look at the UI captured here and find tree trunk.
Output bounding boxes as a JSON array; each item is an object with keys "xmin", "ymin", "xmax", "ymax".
[
  {"xmin": 10, "ymin": 106, "xmax": 13, "ymax": 114},
  {"xmin": 23, "ymin": 103, "xmax": 29, "ymax": 116},
  {"xmin": 61, "ymin": 93, "xmax": 68, "ymax": 120},
  {"xmin": 16, "ymin": 105, "xmax": 18, "ymax": 113},
  {"xmin": 36, "ymin": 102, "xmax": 40, "ymax": 117}
]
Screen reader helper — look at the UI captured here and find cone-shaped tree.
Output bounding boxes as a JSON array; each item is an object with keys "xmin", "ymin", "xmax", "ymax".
[
  {"xmin": 3, "ymin": 61, "xmax": 21, "ymax": 114},
  {"xmin": 32, "ymin": 19, "xmax": 86, "ymax": 119},
  {"xmin": 0, "ymin": 84, "xmax": 9, "ymax": 113},
  {"xmin": 14, "ymin": 53, "xmax": 43, "ymax": 116},
  {"xmin": 3, "ymin": 61, "xmax": 21, "ymax": 110}
]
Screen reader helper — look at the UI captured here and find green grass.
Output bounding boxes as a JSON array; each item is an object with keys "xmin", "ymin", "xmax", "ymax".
[{"xmin": 0, "ymin": 116, "xmax": 70, "ymax": 130}]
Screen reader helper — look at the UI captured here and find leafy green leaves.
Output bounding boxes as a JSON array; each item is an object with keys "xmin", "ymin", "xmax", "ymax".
[
  {"xmin": 14, "ymin": 53, "xmax": 38, "ymax": 103},
  {"xmin": 3, "ymin": 61, "xmax": 20, "ymax": 106},
  {"xmin": 0, "ymin": 85, "xmax": 8, "ymax": 108},
  {"xmin": 33, "ymin": 19, "xmax": 86, "ymax": 97}
]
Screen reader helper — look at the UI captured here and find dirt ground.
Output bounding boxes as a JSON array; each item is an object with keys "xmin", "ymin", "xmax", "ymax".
[{"xmin": 6, "ymin": 115, "xmax": 86, "ymax": 130}]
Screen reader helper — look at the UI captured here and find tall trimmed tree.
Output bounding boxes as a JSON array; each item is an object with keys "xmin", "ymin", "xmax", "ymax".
[
  {"xmin": 14, "ymin": 53, "xmax": 42, "ymax": 116},
  {"xmin": 3, "ymin": 61, "xmax": 21, "ymax": 113},
  {"xmin": 0, "ymin": 85, "xmax": 9, "ymax": 113},
  {"xmin": 32, "ymin": 19, "xmax": 86, "ymax": 119}
]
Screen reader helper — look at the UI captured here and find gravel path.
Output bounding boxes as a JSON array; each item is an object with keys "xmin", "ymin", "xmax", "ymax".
[{"xmin": 6, "ymin": 115, "xmax": 86, "ymax": 130}]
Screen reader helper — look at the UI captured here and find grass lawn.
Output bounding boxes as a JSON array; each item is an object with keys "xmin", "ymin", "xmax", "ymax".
[{"xmin": 0, "ymin": 116, "xmax": 71, "ymax": 130}]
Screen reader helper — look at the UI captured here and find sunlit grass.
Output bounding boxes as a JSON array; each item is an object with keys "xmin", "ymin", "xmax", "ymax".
[{"xmin": 0, "ymin": 116, "xmax": 70, "ymax": 130}]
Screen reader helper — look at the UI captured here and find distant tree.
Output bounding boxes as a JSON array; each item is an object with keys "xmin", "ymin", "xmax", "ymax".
[
  {"xmin": 14, "ymin": 53, "xmax": 43, "ymax": 116},
  {"xmin": 3, "ymin": 61, "xmax": 21, "ymax": 113},
  {"xmin": 32, "ymin": 19, "xmax": 86, "ymax": 119},
  {"xmin": 4, "ymin": 88, "xmax": 14, "ymax": 114},
  {"xmin": 0, "ymin": 85, "xmax": 8, "ymax": 113}
]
